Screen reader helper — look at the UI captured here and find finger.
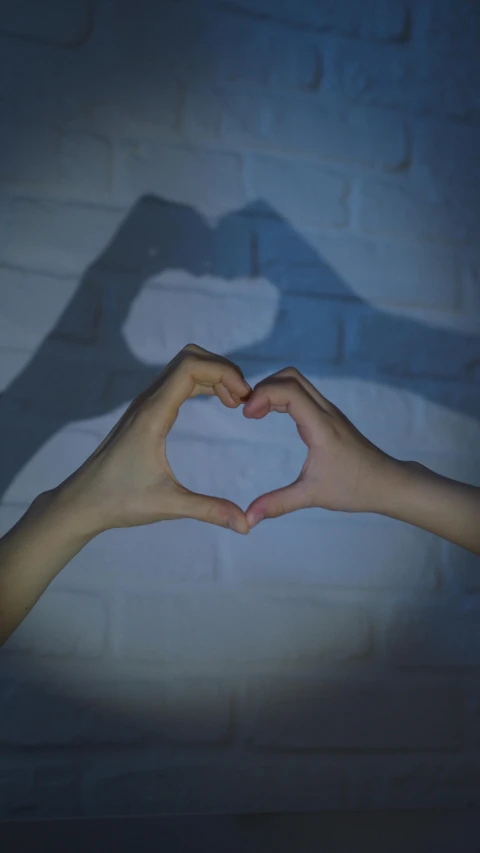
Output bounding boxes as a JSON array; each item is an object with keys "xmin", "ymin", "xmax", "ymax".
[
  {"xmin": 251, "ymin": 367, "xmax": 334, "ymax": 413},
  {"xmin": 243, "ymin": 376, "xmax": 322, "ymax": 431},
  {"xmin": 156, "ymin": 346, "xmax": 251, "ymax": 429},
  {"xmin": 180, "ymin": 488, "xmax": 249, "ymax": 534},
  {"xmin": 246, "ymin": 481, "xmax": 309, "ymax": 528}
]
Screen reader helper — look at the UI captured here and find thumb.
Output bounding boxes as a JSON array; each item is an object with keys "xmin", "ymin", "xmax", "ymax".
[
  {"xmin": 180, "ymin": 489, "xmax": 249, "ymax": 534},
  {"xmin": 246, "ymin": 481, "xmax": 307, "ymax": 528}
]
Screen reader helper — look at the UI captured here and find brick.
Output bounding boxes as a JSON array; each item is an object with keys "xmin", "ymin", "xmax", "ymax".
[
  {"xmin": 174, "ymin": 760, "xmax": 347, "ymax": 813},
  {"xmin": 165, "ymin": 437, "xmax": 302, "ymax": 513},
  {"xmin": 0, "ymin": 0, "xmax": 90, "ymax": 46},
  {"xmin": 218, "ymin": 0, "xmax": 407, "ymax": 40},
  {"xmin": 247, "ymin": 154, "xmax": 348, "ymax": 229},
  {"xmin": 183, "ymin": 87, "xmax": 407, "ymax": 171},
  {"xmin": 256, "ymin": 220, "xmax": 460, "ymax": 309},
  {"xmin": 83, "ymin": 758, "xmax": 347, "ymax": 815},
  {"xmin": 411, "ymin": 394, "xmax": 480, "ymax": 457},
  {"xmin": 388, "ymin": 605, "xmax": 480, "ymax": 667},
  {"xmin": 114, "ymin": 1, "xmax": 318, "ymax": 91},
  {"xmin": 2, "ymin": 199, "xmax": 124, "ymax": 274},
  {"xmin": 80, "ymin": 519, "xmax": 219, "ymax": 587},
  {"xmin": 325, "ymin": 36, "xmax": 480, "ymax": 119},
  {"xmin": 227, "ymin": 516, "xmax": 439, "ymax": 589},
  {"xmin": 187, "ymin": 13, "xmax": 319, "ymax": 90},
  {"xmin": 1, "ymin": 589, "xmax": 106, "ymax": 657},
  {"xmin": 388, "ymin": 759, "xmax": 480, "ymax": 809},
  {"xmin": 264, "ymin": 93, "xmax": 406, "ymax": 170},
  {"xmin": 60, "ymin": 133, "xmax": 111, "ymax": 199},
  {"xmin": 114, "ymin": 142, "xmax": 245, "ymax": 217},
  {"xmin": 121, "ymin": 274, "xmax": 280, "ymax": 366},
  {"xmin": 413, "ymin": 120, "xmax": 480, "ymax": 196},
  {"xmin": 2, "ymin": 425, "xmax": 99, "ymax": 504},
  {"xmin": 247, "ymin": 679, "xmax": 464, "ymax": 750},
  {"xmin": 358, "ymin": 176, "xmax": 478, "ymax": 243},
  {"xmin": 116, "ymin": 592, "xmax": 371, "ymax": 669},
  {"xmin": 0, "ymin": 680, "xmax": 141, "ymax": 746},
  {"xmin": 0, "ymin": 676, "xmax": 231, "ymax": 747},
  {"xmin": 122, "ymin": 277, "xmax": 340, "ymax": 369},
  {"xmin": 0, "ymin": 111, "xmax": 60, "ymax": 186},
  {"xmin": 345, "ymin": 304, "xmax": 480, "ymax": 379},
  {"xmin": 0, "ymin": 267, "xmax": 77, "ymax": 349},
  {"xmin": 0, "ymin": 763, "xmax": 32, "ymax": 818}
]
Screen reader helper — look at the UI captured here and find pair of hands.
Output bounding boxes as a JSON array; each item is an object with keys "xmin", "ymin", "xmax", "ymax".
[{"xmin": 55, "ymin": 344, "xmax": 398, "ymax": 538}]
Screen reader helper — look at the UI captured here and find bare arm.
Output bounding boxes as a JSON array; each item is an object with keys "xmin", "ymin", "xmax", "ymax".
[
  {"xmin": 243, "ymin": 368, "xmax": 480, "ymax": 556},
  {"xmin": 0, "ymin": 344, "xmax": 251, "ymax": 647}
]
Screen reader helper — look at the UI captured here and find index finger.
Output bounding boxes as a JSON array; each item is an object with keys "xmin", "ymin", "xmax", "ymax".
[
  {"xmin": 160, "ymin": 344, "xmax": 251, "ymax": 413},
  {"xmin": 243, "ymin": 375, "xmax": 322, "ymax": 432}
]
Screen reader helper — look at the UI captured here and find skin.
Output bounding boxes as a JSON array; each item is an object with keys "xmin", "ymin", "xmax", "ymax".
[
  {"xmin": 0, "ymin": 351, "xmax": 479, "ymax": 648},
  {"xmin": 243, "ymin": 367, "xmax": 480, "ymax": 556}
]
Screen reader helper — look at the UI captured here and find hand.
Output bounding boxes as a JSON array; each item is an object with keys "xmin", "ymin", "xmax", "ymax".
[
  {"xmin": 51, "ymin": 344, "xmax": 252, "ymax": 535},
  {"xmin": 243, "ymin": 367, "xmax": 402, "ymax": 527}
]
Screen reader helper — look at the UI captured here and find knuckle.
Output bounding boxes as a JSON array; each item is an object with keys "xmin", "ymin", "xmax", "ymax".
[{"xmin": 279, "ymin": 366, "xmax": 300, "ymax": 379}]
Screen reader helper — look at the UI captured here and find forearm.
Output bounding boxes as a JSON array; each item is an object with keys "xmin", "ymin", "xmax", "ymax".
[
  {"xmin": 381, "ymin": 460, "xmax": 480, "ymax": 555},
  {"xmin": 0, "ymin": 490, "xmax": 95, "ymax": 647}
]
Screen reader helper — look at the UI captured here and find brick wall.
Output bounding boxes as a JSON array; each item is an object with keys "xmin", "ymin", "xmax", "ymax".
[{"xmin": 0, "ymin": 0, "xmax": 479, "ymax": 818}]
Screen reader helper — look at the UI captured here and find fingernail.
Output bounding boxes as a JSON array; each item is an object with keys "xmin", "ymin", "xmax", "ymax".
[
  {"xmin": 228, "ymin": 517, "xmax": 245, "ymax": 534},
  {"xmin": 247, "ymin": 512, "xmax": 263, "ymax": 529}
]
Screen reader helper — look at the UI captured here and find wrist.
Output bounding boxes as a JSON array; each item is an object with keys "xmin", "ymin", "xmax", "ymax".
[
  {"xmin": 39, "ymin": 482, "xmax": 104, "ymax": 543},
  {"xmin": 375, "ymin": 457, "xmax": 425, "ymax": 520}
]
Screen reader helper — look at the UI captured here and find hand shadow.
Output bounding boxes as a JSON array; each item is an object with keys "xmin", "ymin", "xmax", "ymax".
[{"xmin": 1, "ymin": 194, "xmax": 479, "ymax": 502}]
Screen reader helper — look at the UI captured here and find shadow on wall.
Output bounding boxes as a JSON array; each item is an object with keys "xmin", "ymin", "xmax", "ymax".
[
  {"xmin": 0, "ymin": 197, "xmax": 480, "ymax": 817},
  {"xmin": 1, "ymin": 194, "xmax": 480, "ymax": 502}
]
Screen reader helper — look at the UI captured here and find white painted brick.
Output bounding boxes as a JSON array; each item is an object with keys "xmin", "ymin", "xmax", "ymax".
[
  {"xmin": 83, "ymin": 757, "xmax": 348, "ymax": 815},
  {"xmin": 113, "ymin": 142, "xmax": 245, "ymax": 217},
  {"xmin": 183, "ymin": 88, "xmax": 407, "ymax": 171},
  {"xmin": 413, "ymin": 120, "xmax": 480, "ymax": 196},
  {"xmin": 0, "ymin": 111, "xmax": 60, "ymax": 187},
  {"xmin": 247, "ymin": 154, "xmax": 348, "ymax": 229},
  {"xmin": 219, "ymin": 0, "xmax": 407, "ymax": 40},
  {"xmin": 0, "ymin": 0, "xmax": 90, "ymax": 46},
  {"xmin": 388, "ymin": 604, "xmax": 480, "ymax": 667},
  {"xmin": 122, "ymin": 277, "xmax": 339, "ymax": 371},
  {"xmin": 411, "ymin": 396, "xmax": 480, "ymax": 456},
  {"xmin": 3, "ymin": 427, "xmax": 99, "ymax": 504},
  {"xmin": 187, "ymin": 13, "xmax": 319, "ymax": 90},
  {"xmin": 122, "ymin": 274, "xmax": 279, "ymax": 366},
  {"xmin": 0, "ymin": 763, "xmax": 32, "ymax": 818},
  {"xmin": 266, "ymin": 93, "xmax": 406, "ymax": 170},
  {"xmin": 388, "ymin": 758, "xmax": 480, "ymax": 809},
  {"xmin": 0, "ymin": 679, "xmax": 141, "ymax": 745},
  {"xmin": 116, "ymin": 592, "xmax": 371, "ymax": 669},
  {"xmin": 60, "ymin": 133, "xmax": 111, "ymax": 200},
  {"xmin": 0, "ymin": 676, "xmax": 231, "ymax": 747},
  {"xmin": 247, "ymin": 678, "xmax": 464, "ymax": 750},
  {"xmin": 2, "ymin": 589, "xmax": 106, "ymax": 658},
  {"xmin": 0, "ymin": 267, "xmax": 77, "ymax": 349},
  {"xmin": 309, "ymin": 232, "xmax": 460, "ymax": 310},
  {"xmin": 68, "ymin": 519, "xmax": 219, "ymax": 588},
  {"xmin": 357, "ymin": 176, "xmax": 477, "ymax": 243},
  {"xmin": 345, "ymin": 304, "xmax": 480, "ymax": 379},
  {"xmin": 2, "ymin": 199, "xmax": 125, "ymax": 274},
  {"xmin": 173, "ymin": 761, "xmax": 348, "ymax": 813},
  {"xmin": 166, "ymin": 437, "xmax": 304, "ymax": 512},
  {"xmin": 325, "ymin": 35, "xmax": 480, "ymax": 119},
  {"xmin": 226, "ymin": 516, "xmax": 439, "ymax": 589}
]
